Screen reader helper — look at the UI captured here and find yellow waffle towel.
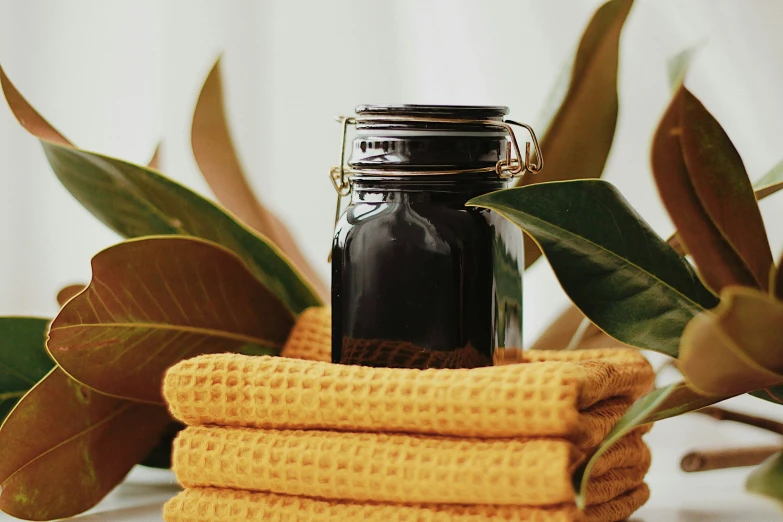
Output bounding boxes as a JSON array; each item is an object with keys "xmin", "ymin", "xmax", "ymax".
[
  {"xmin": 171, "ymin": 427, "xmax": 649, "ymax": 506},
  {"xmin": 162, "ymin": 307, "xmax": 655, "ymax": 522},
  {"xmin": 163, "ymin": 486, "xmax": 650, "ymax": 522}
]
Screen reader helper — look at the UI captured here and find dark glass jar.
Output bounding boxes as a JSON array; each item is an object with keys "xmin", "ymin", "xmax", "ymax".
[{"xmin": 331, "ymin": 105, "xmax": 529, "ymax": 369}]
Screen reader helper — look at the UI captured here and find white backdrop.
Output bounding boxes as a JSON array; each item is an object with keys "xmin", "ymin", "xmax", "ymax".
[{"xmin": 1, "ymin": 0, "xmax": 782, "ymax": 349}]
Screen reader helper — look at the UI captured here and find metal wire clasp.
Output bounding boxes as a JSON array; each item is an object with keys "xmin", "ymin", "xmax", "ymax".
[
  {"xmin": 498, "ymin": 119, "xmax": 544, "ymax": 178},
  {"xmin": 327, "ymin": 114, "xmax": 543, "ymax": 260}
]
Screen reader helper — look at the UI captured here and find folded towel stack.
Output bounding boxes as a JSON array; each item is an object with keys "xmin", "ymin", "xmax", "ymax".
[{"xmin": 162, "ymin": 307, "xmax": 655, "ymax": 522}]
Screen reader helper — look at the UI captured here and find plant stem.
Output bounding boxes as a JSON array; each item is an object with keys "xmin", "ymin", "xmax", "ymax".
[
  {"xmin": 697, "ymin": 406, "xmax": 783, "ymax": 435},
  {"xmin": 681, "ymin": 446, "xmax": 780, "ymax": 472}
]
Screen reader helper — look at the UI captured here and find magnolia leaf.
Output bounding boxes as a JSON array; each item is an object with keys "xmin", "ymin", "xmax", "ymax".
[
  {"xmin": 48, "ymin": 236, "xmax": 294, "ymax": 404},
  {"xmin": 147, "ymin": 142, "xmax": 162, "ymax": 170},
  {"xmin": 667, "ymin": 157, "xmax": 783, "ymax": 255},
  {"xmin": 652, "ymin": 86, "xmax": 773, "ymax": 292},
  {"xmin": 469, "ymin": 180, "xmax": 718, "ymax": 357},
  {"xmin": 0, "ymin": 65, "xmax": 71, "ymax": 146},
  {"xmin": 56, "ymin": 284, "xmax": 85, "ymax": 307},
  {"xmin": 0, "ymin": 318, "xmax": 54, "ymax": 421},
  {"xmin": 746, "ymin": 451, "xmax": 783, "ymax": 506},
  {"xmin": 679, "ymin": 286, "xmax": 783, "ymax": 396},
  {"xmin": 191, "ymin": 58, "xmax": 328, "ymax": 301},
  {"xmin": 0, "ymin": 368, "xmax": 170, "ymax": 520},
  {"xmin": 519, "ymin": 0, "xmax": 633, "ymax": 268},
  {"xmin": 574, "ymin": 381, "xmax": 724, "ymax": 508},
  {"xmin": 40, "ymin": 142, "xmax": 320, "ymax": 315},
  {"xmin": 0, "ymin": 65, "xmax": 321, "ymax": 315},
  {"xmin": 754, "ymin": 158, "xmax": 783, "ymax": 201}
]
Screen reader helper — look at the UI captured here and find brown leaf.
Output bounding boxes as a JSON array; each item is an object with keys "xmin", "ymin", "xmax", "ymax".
[
  {"xmin": 519, "ymin": 0, "xmax": 633, "ymax": 268},
  {"xmin": 191, "ymin": 58, "xmax": 328, "ymax": 301},
  {"xmin": 679, "ymin": 90, "xmax": 773, "ymax": 289},
  {"xmin": 48, "ymin": 236, "xmax": 294, "ymax": 404},
  {"xmin": 679, "ymin": 286, "xmax": 783, "ymax": 396},
  {"xmin": 0, "ymin": 65, "xmax": 71, "ymax": 147},
  {"xmin": 0, "ymin": 368, "xmax": 170, "ymax": 520},
  {"xmin": 651, "ymin": 87, "xmax": 769, "ymax": 293},
  {"xmin": 2, "ymin": 63, "xmax": 164, "ymax": 177},
  {"xmin": 56, "ymin": 284, "xmax": 85, "ymax": 306},
  {"xmin": 148, "ymin": 142, "xmax": 162, "ymax": 170}
]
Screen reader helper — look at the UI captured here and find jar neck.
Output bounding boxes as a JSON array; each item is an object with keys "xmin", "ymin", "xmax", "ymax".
[{"xmin": 350, "ymin": 173, "xmax": 507, "ymax": 204}]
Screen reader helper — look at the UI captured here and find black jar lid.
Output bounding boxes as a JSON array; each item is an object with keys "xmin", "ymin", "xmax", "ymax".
[{"xmin": 349, "ymin": 104, "xmax": 510, "ymax": 171}]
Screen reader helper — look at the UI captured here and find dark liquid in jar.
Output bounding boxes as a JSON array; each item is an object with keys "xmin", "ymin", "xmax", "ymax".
[{"xmin": 331, "ymin": 176, "xmax": 523, "ymax": 368}]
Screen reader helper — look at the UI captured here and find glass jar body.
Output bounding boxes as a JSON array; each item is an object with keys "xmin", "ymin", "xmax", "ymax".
[{"xmin": 331, "ymin": 175, "xmax": 523, "ymax": 369}]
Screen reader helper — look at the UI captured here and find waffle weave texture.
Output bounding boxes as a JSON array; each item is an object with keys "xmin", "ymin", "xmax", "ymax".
[
  {"xmin": 163, "ymin": 485, "xmax": 650, "ymax": 522},
  {"xmin": 163, "ymin": 306, "xmax": 655, "ymax": 522},
  {"xmin": 173, "ymin": 427, "xmax": 650, "ymax": 506}
]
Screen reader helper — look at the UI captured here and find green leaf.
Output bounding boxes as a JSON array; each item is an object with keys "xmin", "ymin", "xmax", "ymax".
[
  {"xmin": 747, "ymin": 451, "xmax": 783, "ymax": 506},
  {"xmin": 47, "ymin": 236, "xmax": 294, "ymax": 404},
  {"xmin": 191, "ymin": 58, "xmax": 328, "ymax": 301},
  {"xmin": 652, "ymin": 86, "xmax": 773, "ymax": 293},
  {"xmin": 679, "ymin": 287, "xmax": 783, "ymax": 396},
  {"xmin": 41, "ymin": 143, "xmax": 320, "ymax": 316},
  {"xmin": 0, "ymin": 64, "xmax": 321, "ymax": 315},
  {"xmin": 468, "ymin": 180, "xmax": 718, "ymax": 357},
  {"xmin": 0, "ymin": 368, "xmax": 170, "ymax": 520},
  {"xmin": 519, "ymin": 0, "xmax": 634, "ymax": 268},
  {"xmin": 573, "ymin": 381, "xmax": 724, "ymax": 508},
  {"xmin": 754, "ymin": 158, "xmax": 783, "ymax": 201},
  {"xmin": 0, "ymin": 318, "xmax": 54, "ymax": 421}
]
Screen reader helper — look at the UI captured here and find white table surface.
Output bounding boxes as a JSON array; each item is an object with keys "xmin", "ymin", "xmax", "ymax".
[{"xmin": 2, "ymin": 411, "xmax": 781, "ymax": 521}]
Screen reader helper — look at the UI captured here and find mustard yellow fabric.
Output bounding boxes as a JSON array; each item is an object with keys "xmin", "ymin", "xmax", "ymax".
[
  {"xmin": 163, "ymin": 485, "xmax": 650, "ymax": 522},
  {"xmin": 173, "ymin": 427, "xmax": 650, "ymax": 507},
  {"xmin": 162, "ymin": 307, "xmax": 655, "ymax": 522}
]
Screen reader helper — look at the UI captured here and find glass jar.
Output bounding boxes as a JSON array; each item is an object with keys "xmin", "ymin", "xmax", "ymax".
[{"xmin": 330, "ymin": 105, "xmax": 540, "ymax": 369}]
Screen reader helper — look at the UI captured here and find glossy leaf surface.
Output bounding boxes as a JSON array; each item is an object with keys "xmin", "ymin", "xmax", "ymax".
[
  {"xmin": 0, "ymin": 318, "xmax": 54, "ymax": 421},
  {"xmin": 41, "ymin": 143, "xmax": 320, "ymax": 315},
  {"xmin": 191, "ymin": 58, "xmax": 328, "ymax": 301},
  {"xmin": 469, "ymin": 180, "xmax": 718, "ymax": 356},
  {"xmin": 679, "ymin": 286, "xmax": 783, "ymax": 396},
  {"xmin": 652, "ymin": 87, "xmax": 773, "ymax": 292},
  {"xmin": 520, "ymin": 0, "xmax": 633, "ymax": 268},
  {"xmin": 574, "ymin": 381, "xmax": 725, "ymax": 507},
  {"xmin": 0, "ymin": 368, "xmax": 170, "ymax": 520},
  {"xmin": 48, "ymin": 236, "xmax": 293, "ymax": 403},
  {"xmin": 0, "ymin": 65, "xmax": 320, "ymax": 315}
]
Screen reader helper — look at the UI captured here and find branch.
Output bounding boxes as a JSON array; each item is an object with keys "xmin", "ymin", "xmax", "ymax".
[
  {"xmin": 696, "ymin": 406, "xmax": 783, "ymax": 435},
  {"xmin": 681, "ymin": 446, "xmax": 780, "ymax": 472}
]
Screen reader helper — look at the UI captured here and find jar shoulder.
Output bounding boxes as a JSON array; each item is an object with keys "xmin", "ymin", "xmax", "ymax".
[{"xmin": 334, "ymin": 199, "xmax": 493, "ymax": 252}]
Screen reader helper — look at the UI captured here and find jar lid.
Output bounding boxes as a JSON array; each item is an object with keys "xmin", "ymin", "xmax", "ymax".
[
  {"xmin": 354, "ymin": 104, "xmax": 509, "ymax": 136},
  {"xmin": 355, "ymin": 104, "xmax": 509, "ymax": 119}
]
